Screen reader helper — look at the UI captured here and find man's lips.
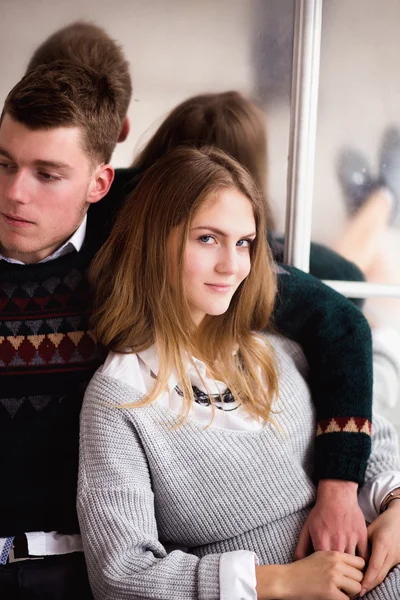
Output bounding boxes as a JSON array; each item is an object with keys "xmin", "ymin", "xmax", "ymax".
[{"xmin": 2, "ymin": 213, "xmax": 35, "ymax": 226}]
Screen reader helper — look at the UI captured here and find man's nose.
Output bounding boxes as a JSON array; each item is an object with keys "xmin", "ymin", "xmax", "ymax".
[{"xmin": 6, "ymin": 171, "xmax": 30, "ymax": 204}]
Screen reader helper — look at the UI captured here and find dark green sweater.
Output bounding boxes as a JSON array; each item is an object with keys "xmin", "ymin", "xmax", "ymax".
[{"xmin": 269, "ymin": 235, "xmax": 365, "ymax": 308}]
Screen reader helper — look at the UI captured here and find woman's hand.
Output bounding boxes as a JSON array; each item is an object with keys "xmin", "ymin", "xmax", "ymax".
[
  {"xmin": 256, "ymin": 551, "xmax": 365, "ymax": 600},
  {"xmin": 360, "ymin": 500, "xmax": 400, "ymax": 596}
]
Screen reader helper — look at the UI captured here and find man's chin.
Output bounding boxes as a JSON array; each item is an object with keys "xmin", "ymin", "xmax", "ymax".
[{"xmin": 0, "ymin": 243, "xmax": 47, "ymax": 264}]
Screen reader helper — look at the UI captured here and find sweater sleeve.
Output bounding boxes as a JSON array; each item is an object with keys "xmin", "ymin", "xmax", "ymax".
[
  {"xmin": 362, "ymin": 410, "xmax": 400, "ymax": 494},
  {"xmin": 272, "ymin": 264, "xmax": 372, "ymax": 484},
  {"xmin": 268, "ymin": 235, "xmax": 365, "ymax": 308},
  {"xmin": 77, "ymin": 373, "xmax": 221, "ymax": 600}
]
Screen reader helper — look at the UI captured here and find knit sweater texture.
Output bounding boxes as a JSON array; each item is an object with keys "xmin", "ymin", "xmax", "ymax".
[{"xmin": 77, "ymin": 335, "xmax": 400, "ymax": 600}]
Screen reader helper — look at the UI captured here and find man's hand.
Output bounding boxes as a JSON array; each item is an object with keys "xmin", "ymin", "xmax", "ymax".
[
  {"xmin": 360, "ymin": 500, "xmax": 400, "ymax": 596},
  {"xmin": 295, "ymin": 479, "xmax": 369, "ymax": 560}
]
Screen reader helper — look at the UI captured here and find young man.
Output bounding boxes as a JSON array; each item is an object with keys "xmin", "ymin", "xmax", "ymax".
[{"xmin": 0, "ymin": 61, "xmax": 120, "ymax": 599}]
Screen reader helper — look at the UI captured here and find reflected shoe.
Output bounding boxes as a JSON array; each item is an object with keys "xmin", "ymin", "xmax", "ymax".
[
  {"xmin": 379, "ymin": 126, "xmax": 400, "ymax": 225},
  {"xmin": 336, "ymin": 148, "xmax": 378, "ymax": 215}
]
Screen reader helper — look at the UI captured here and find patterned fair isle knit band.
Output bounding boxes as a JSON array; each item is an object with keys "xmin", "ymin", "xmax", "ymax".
[
  {"xmin": 0, "ymin": 330, "xmax": 99, "ymax": 371},
  {"xmin": 317, "ymin": 417, "xmax": 372, "ymax": 436}
]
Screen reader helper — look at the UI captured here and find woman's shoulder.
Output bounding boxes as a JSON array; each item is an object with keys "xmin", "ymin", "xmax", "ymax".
[
  {"xmin": 83, "ymin": 351, "xmax": 149, "ymax": 410},
  {"xmin": 99, "ymin": 351, "xmax": 145, "ymax": 387},
  {"xmin": 259, "ymin": 331, "xmax": 309, "ymax": 379}
]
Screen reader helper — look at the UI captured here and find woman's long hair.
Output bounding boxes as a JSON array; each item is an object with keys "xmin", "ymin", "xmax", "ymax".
[
  {"xmin": 91, "ymin": 146, "xmax": 279, "ymax": 423},
  {"xmin": 132, "ymin": 90, "xmax": 276, "ymax": 231}
]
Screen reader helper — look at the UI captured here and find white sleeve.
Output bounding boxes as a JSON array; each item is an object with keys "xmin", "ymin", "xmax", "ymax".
[
  {"xmin": 358, "ymin": 471, "xmax": 400, "ymax": 524},
  {"xmin": 219, "ymin": 551, "xmax": 258, "ymax": 600},
  {"xmin": 358, "ymin": 327, "xmax": 400, "ymax": 523},
  {"xmin": 372, "ymin": 327, "xmax": 400, "ymax": 410}
]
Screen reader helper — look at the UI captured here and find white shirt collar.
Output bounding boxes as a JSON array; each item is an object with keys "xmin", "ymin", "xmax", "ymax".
[
  {"xmin": 138, "ymin": 344, "xmax": 228, "ymax": 395},
  {"xmin": 0, "ymin": 215, "xmax": 87, "ymax": 265}
]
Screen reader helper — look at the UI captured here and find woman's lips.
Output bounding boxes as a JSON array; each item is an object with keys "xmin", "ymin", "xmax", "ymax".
[{"xmin": 205, "ymin": 283, "xmax": 233, "ymax": 293}]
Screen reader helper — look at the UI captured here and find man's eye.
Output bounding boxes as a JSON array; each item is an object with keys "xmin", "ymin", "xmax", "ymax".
[
  {"xmin": 39, "ymin": 172, "xmax": 60, "ymax": 181},
  {"xmin": 0, "ymin": 162, "xmax": 15, "ymax": 171}
]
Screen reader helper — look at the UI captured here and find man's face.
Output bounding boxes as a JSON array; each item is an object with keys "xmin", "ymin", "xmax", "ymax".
[{"xmin": 0, "ymin": 114, "xmax": 104, "ymax": 264}]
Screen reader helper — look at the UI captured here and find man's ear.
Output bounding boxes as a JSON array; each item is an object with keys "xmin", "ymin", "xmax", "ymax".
[
  {"xmin": 118, "ymin": 116, "xmax": 130, "ymax": 143},
  {"xmin": 87, "ymin": 164, "xmax": 115, "ymax": 205}
]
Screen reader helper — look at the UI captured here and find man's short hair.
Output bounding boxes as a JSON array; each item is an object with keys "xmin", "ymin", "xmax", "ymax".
[
  {"xmin": 26, "ymin": 21, "xmax": 132, "ymax": 126},
  {"xmin": 1, "ymin": 61, "xmax": 121, "ymax": 164}
]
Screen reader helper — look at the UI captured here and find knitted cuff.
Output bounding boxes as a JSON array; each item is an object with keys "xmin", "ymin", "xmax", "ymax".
[
  {"xmin": 313, "ymin": 431, "xmax": 372, "ymax": 485},
  {"xmin": 198, "ymin": 553, "xmax": 221, "ymax": 600}
]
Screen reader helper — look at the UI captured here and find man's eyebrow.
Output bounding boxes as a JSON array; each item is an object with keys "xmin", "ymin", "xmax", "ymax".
[
  {"xmin": 0, "ymin": 148, "xmax": 72, "ymax": 171},
  {"xmin": 191, "ymin": 225, "xmax": 256, "ymax": 238},
  {"xmin": 34, "ymin": 159, "xmax": 72, "ymax": 171},
  {"xmin": 0, "ymin": 147, "xmax": 13, "ymax": 160}
]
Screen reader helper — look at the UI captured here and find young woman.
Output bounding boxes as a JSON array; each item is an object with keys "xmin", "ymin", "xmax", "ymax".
[
  {"xmin": 78, "ymin": 147, "xmax": 400, "ymax": 599},
  {"xmin": 128, "ymin": 89, "xmax": 377, "ymax": 559}
]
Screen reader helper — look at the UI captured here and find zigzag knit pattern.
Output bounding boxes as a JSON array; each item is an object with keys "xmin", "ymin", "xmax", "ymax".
[
  {"xmin": 317, "ymin": 417, "xmax": 372, "ymax": 436},
  {"xmin": 1, "ymin": 327, "xmax": 98, "ymax": 371},
  {"xmin": 0, "ymin": 268, "xmax": 99, "ymax": 375}
]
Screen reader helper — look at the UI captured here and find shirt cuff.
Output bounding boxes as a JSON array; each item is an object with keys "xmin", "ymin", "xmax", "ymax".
[
  {"xmin": 372, "ymin": 327, "xmax": 400, "ymax": 409},
  {"xmin": 219, "ymin": 550, "xmax": 258, "ymax": 600},
  {"xmin": 358, "ymin": 471, "xmax": 400, "ymax": 523}
]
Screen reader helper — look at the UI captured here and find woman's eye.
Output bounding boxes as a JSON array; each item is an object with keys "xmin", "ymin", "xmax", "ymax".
[
  {"xmin": 199, "ymin": 235, "xmax": 216, "ymax": 245},
  {"xmin": 237, "ymin": 238, "xmax": 252, "ymax": 248}
]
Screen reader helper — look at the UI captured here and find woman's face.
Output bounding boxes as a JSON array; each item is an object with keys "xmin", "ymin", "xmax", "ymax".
[{"xmin": 169, "ymin": 187, "xmax": 256, "ymax": 325}]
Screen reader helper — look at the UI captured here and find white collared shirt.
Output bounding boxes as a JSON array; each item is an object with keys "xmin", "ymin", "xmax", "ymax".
[
  {"xmin": 135, "ymin": 344, "xmax": 265, "ymax": 431},
  {"xmin": 0, "ymin": 215, "xmax": 87, "ymax": 264}
]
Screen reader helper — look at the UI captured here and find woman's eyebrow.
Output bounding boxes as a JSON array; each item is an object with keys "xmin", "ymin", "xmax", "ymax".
[{"xmin": 191, "ymin": 225, "xmax": 256, "ymax": 237}]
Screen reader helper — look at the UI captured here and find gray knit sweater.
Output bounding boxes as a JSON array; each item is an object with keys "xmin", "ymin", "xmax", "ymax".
[{"xmin": 78, "ymin": 336, "xmax": 400, "ymax": 600}]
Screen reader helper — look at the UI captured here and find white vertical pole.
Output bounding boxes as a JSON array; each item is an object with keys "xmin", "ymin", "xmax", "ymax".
[{"xmin": 284, "ymin": 0, "xmax": 323, "ymax": 271}]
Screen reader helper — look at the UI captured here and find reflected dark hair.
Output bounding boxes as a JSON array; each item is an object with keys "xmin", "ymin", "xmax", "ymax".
[
  {"xmin": 133, "ymin": 90, "xmax": 275, "ymax": 230},
  {"xmin": 26, "ymin": 21, "xmax": 132, "ymax": 125}
]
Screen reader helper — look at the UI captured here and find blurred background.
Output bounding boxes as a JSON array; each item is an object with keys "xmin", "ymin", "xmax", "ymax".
[{"xmin": 1, "ymin": 0, "xmax": 400, "ymax": 431}]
